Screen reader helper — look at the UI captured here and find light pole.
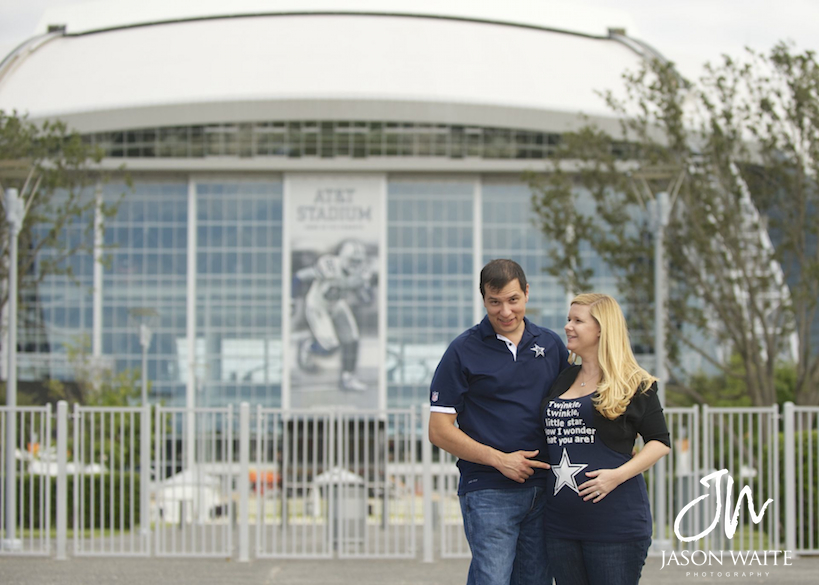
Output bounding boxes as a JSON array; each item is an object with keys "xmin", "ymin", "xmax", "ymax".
[
  {"xmin": 129, "ymin": 308, "xmax": 158, "ymax": 407},
  {"xmin": 137, "ymin": 321, "xmax": 152, "ymax": 548},
  {"xmin": 127, "ymin": 308, "xmax": 156, "ymax": 551},
  {"xmin": 4, "ymin": 187, "xmax": 25, "ymax": 550},
  {"xmin": 651, "ymin": 191, "xmax": 670, "ymax": 406},
  {"xmin": 632, "ymin": 166, "xmax": 683, "ymax": 554},
  {"xmin": 650, "ymin": 190, "xmax": 671, "ymax": 552},
  {"xmin": 139, "ymin": 324, "xmax": 153, "ymax": 406}
]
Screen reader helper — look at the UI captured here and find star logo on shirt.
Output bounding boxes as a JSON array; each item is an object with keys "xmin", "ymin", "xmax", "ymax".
[
  {"xmin": 551, "ymin": 448, "xmax": 588, "ymax": 496},
  {"xmin": 530, "ymin": 344, "xmax": 545, "ymax": 358}
]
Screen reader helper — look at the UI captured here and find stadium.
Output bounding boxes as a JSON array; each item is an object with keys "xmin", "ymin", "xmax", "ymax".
[{"xmin": 0, "ymin": 1, "xmax": 672, "ymax": 410}]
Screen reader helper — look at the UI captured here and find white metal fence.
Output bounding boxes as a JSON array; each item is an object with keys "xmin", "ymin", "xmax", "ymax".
[
  {"xmin": 0, "ymin": 405, "xmax": 52, "ymax": 556},
  {"xmin": 252, "ymin": 408, "xmax": 417, "ymax": 559},
  {"xmin": 645, "ymin": 405, "xmax": 782, "ymax": 553},
  {"xmin": 71, "ymin": 404, "xmax": 150, "ymax": 556},
  {"xmin": 152, "ymin": 405, "xmax": 235, "ymax": 557},
  {"xmin": 785, "ymin": 403, "xmax": 818, "ymax": 554},
  {"xmin": 0, "ymin": 402, "xmax": 817, "ymax": 559}
]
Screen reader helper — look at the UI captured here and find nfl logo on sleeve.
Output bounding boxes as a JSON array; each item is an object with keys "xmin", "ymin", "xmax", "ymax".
[{"xmin": 432, "ymin": 391, "xmax": 439, "ymax": 402}]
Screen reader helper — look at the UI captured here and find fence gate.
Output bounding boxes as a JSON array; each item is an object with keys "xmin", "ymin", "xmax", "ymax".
[
  {"xmin": 436, "ymin": 448, "xmax": 469, "ymax": 559},
  {"xmin": 645, "ymin": 405, "xmax": 700, "ymax": 551},
  {"xmin": 697, "ymin": 405, "xmax": 780, "ymax": 552},
  {"xmin": 253, "ymin": 408, "xmax": 417, "ymax": 559},
  {"xmin": 71, "ymin": 405, "xmax": 150, "ymax": 556},
  {"xmin": 784, "ymin": 403, "xmax": 818, "ymax": 554},
  {"xmin": 334, "ymin": 409, "xmax": 417, "ymax": 559},
  {"xmin": 254, "ymin": 408, "xmax": 334, "ymax": 559},
  {"xmin": 0, "ymin": 405, "xmax": 52, "ymax": 556},
  {"xmin": 153, "ymin": 405, "xmax": 234, "ymax": 557}
]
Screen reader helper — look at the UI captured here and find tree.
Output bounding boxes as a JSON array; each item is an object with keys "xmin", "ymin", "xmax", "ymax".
[
  {"xmin": 528, "ymin": 42, "xmax": 818, "ymax": 406},
  {"xmin": 42, "ymin": 334, "xmax": 142, "ymax": 407},
  {"xmin": 670, "ymin": 354, "xmax": 798, "ymax": 408},
  {"xmin": 0, "ymin": 333, "xmax": 143, "ymax": 407},
  {"xmin": 0, "ymin": 110, "xmax": 120, "ymax": 332}
]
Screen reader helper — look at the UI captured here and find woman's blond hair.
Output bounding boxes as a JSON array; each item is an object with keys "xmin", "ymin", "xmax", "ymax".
[{"xmin": 569, "ymin": 293, "xmax": 657, "ymax": 420}]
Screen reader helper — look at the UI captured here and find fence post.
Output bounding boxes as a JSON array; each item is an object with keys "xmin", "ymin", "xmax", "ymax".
[
  {"xmin": 421, "ymin": 404, "xmax": 433, "ymax": 563},
  {"xmin": 238, "ymin": 402, "xmax": 250, "ymax": 562},
  {"xmin": 783, "ymin": 401, "xmax": 796, "ymax": 552},
  {"xmin": 153, "ymin": 404, "xmax": 161, "ymax": 556},
  {"xmin": 72, "ymin": 404, "xmax": 80, "ymax": 553},
  {"xmin": 701, "ymin": 403, "xmax": 710, "ymax": 476},
  {"xmin": 141, "ymin": 404, "xmax": 151, "ymax": 555},
  {"xmin": 56, "ymin": 401, "xmax": 68, "ymax": 560}
]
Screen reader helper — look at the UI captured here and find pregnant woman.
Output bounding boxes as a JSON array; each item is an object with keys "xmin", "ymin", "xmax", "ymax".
[{"xmin": 542, "ymin": 293, "xmax": 670, "ymax": 585}]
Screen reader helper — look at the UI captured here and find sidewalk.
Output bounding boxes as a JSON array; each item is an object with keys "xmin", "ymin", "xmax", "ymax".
[{"xmin": 1, "ymin": 554, "xmax": 817, "ymax": 585}]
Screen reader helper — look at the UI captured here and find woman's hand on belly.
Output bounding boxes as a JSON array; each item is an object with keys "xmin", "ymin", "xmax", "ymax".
[
  {"xmin": 578, "ymin": 468, "xmax": 625, "ymax": 503},
  {"xmin": 579, "ymin": 440, "xmax": 670, "ymax": 503}
]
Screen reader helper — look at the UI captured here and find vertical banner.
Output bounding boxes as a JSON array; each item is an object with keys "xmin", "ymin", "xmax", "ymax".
[{"xmin": 283, "ymin": 174, "xmax": 385, "ymax": 410}]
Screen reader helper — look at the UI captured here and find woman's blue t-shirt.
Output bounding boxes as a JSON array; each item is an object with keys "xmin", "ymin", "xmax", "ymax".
[{"xmin": 543, "ymin": 394, "xmax": 652, "ymax": 541}]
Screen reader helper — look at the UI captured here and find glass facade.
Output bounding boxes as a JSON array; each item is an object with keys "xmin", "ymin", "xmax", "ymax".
[
  {"xmin": 20, "ymin": 190, "xmax": 96, "ymax": 380},
  {"xmin": 85, "ymin": 121, "xmax": 564, "ymax": 161},
  {"xmin": 386, "ymin": 180, "xmax": 475, "ymax": 408},
  {"xmin": 195, "ymin": 180, "xmax": 283, "ymax": 407},
  {"xmin": 483, "ymin": 183, "xmax": 619, "ymax": 333},
  {"xmin": 103, "ymin": 181, "xmax": 188, "ymax": 404},
  {"xmin": 483, "ymin": 182, "xmax": 566, "ymax": 332},
  {"xmin": 18, "ymin": 175, "xmax": 624, "ymax": 409}
]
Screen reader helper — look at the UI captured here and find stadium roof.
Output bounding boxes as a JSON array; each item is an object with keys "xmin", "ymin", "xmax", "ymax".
[
  {"xmin": 32, "ymin": 0, "xmax": 639, "ymax": 40},
  {"xmin": 0, "ymin": 1, "xmax": 659, "ymax": 133}
]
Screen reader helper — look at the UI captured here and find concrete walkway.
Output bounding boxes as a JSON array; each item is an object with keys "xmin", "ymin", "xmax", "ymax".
[{"xmin": 1, "ymin": 554, "xmax": 817, "ymax": 584}]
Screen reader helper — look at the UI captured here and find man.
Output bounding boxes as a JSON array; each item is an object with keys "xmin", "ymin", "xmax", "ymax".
[{"xmin": 429, "ymin": 259, "xmax": 568, "ymax": 585}]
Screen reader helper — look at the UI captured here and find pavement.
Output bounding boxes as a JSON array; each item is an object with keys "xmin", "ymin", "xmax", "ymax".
[{"xmin": 1, "ymin": 554, "xmax": 817, "ymax": 585}]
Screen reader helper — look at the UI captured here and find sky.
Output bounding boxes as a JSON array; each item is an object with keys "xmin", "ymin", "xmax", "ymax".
[{"xmin": 0, "ymin": 0, "xmax": 818, "ymax": 82}]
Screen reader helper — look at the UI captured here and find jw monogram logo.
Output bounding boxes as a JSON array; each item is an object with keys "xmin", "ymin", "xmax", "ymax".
[{"xmin": 673, "ymin": 469, "xmax": 773, "ymax": 542}]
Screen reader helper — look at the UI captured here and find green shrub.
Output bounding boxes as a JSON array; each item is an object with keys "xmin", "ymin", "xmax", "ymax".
[{"xmin": 18, "ymin": 473, "xmax": 142, "ymax": 531}]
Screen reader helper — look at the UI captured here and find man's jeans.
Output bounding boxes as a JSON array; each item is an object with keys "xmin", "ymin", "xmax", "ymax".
[
  {"xmin": 459, "ymin": 486, "xmax": 551, "ymax": 585},
  {"xmin": 545, "ymin": 536, "xmax": 652, "ymax": 585}
]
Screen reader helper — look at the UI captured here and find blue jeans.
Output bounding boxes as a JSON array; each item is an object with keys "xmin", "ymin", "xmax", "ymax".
[
  {"xmin": 545, "ymin": 537, "xmax": 651, "ymax": 585},
  {"xmin": 459, "ymin": 487, "xmax": 552, "ymax": 585}
]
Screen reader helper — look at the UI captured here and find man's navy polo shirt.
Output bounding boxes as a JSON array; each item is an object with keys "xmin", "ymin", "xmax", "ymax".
[{"xmin": 430, "ymin": 316, "xmax": 568, "ymax": 495}]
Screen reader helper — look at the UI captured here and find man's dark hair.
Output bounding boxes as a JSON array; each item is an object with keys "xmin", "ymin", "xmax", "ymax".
[{"xmin": 479, "ymin": 259, "xmax": 527, "ymax": 298}]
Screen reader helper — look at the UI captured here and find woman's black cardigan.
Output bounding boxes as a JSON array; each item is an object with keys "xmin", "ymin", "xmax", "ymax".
[{"xmin": 542, "ymin": 365, "xmax": 671, "ymax": 454}]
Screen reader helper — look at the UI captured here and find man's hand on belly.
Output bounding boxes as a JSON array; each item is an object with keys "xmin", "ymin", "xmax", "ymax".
[{"xmin": 494, "ymin": 450, "xmax": 550, "ymax": 483}]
